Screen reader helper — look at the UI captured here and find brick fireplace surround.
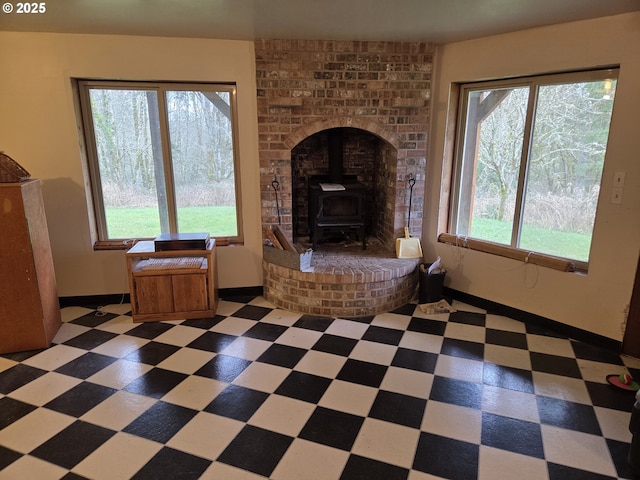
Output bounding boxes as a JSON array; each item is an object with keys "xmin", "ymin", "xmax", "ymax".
[{"xmin": 256, "ymin": 39, "xmax": 434, "ymax": 316}]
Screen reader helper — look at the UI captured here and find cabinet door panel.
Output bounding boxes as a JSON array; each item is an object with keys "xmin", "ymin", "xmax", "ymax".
[
  {"xmin": 172, "ymin": 274, "xmax": 208, "ymax": 312},
  {"xmin": 135, "ymin": 276, "xmax": 174, "ymax": 314}
]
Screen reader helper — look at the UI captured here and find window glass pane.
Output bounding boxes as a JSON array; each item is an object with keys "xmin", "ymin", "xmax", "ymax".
[
  {"xmin": 457, "ymin": 87, "xmax": 529, "ymax": 245},
  {"xmin": 519, "ymin": 79, "xmax": 616, "ymax": 261},
  {"xmin": 166, "ymin": 90, "xmax": 239, "ymax": 237},
  {"xmin": 88, "ymin": 89, "xmax": 168, "ymax": 239}
]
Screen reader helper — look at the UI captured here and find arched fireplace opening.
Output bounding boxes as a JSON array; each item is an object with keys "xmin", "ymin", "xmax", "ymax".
[{"xmin": 291, "ymin": 127, "xmax": 397, "ymax": 252}]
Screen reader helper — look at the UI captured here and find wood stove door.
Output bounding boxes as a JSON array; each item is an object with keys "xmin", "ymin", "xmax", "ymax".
[{"xmin": 309, "ymin": 187, "xmax": 366, "ymax": 249}]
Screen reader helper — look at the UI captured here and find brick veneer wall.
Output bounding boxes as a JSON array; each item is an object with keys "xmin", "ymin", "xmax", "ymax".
[{"xmin": 255, "ymin": 39, "xmax": 434, "ymax": 251}]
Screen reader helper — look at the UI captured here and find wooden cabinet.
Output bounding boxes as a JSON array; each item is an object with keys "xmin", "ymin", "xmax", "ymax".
[
  {"xmin": 0, "ymin": 180, "xmax": 61, "ymax": 353},
  {"xmin": 125, "ymin": 240, "xmax": 217, "ymax": 322}
]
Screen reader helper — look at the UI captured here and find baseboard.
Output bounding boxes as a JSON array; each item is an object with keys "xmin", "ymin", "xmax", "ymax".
[
  {"xmin": 58, "ymin": 286, "xmax": 266, "ymax": 310},
  {"xmin": 58, "ymin": 286, "xmax": 619, "ymax": 353},
  {"xmin": 58, "ymin": 293, "xmax": 131, "ymax": 309},
  {"xmin": 445, "ymin": 287, "xmax": 622, "ymax": 353},
  {"xmin": 219, "ymin": 286, "xmax": 264, "ymax": 299}
]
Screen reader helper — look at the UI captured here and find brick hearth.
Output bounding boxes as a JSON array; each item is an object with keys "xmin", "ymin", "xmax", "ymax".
[{"xmin": 263, "ymin": 243, "xmax": 419, "ymax": 317}]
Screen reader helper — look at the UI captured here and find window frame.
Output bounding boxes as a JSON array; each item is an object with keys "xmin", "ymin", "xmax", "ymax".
[
  {"xmin": 446, "ymin": 68, "xmax": 619, "ymax": 272},
  {"xmin": 76, "ymin": 79, "xmax": 243, "ymax": 249}
]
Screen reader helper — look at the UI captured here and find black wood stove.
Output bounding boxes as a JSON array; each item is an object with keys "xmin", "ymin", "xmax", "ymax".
[{"xmin": 308, "ymin": 129, "xmax": 367, "ymax": 249}]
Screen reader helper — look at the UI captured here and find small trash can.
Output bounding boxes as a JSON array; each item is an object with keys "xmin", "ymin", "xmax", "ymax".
[{"xmin": 419, "ymin": 262, "xmax": 446, "ymax": 304}]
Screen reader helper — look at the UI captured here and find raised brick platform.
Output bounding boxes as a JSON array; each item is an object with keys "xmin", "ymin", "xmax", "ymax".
[{"xmin": 263, "ymin": 242, "xmax": 419, "ymax": 317}]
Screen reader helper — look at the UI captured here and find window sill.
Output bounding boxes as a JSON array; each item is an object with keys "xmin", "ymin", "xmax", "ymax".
[
  {"xmin": 93, "ymin": 237, "xmax": 234, "ymax": 251},
  {"xmin": 437, "ymin": 233, "xmax": 578, "ymax": 272}
]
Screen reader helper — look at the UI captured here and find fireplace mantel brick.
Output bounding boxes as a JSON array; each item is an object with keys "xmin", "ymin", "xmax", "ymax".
[{"xmin": 256, "ymin": 38, "xmax": 433, "ymax": 246}]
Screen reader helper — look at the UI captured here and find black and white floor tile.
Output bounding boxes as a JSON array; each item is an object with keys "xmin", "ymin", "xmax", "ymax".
[{"xmin": 1, "ymin": 294, "xmax": 640, "ymax": 479}]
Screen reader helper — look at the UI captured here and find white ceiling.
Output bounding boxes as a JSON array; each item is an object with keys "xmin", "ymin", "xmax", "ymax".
[{"xmin": 1, "ymin": 0, "xmax": 638, "ymax": 44}]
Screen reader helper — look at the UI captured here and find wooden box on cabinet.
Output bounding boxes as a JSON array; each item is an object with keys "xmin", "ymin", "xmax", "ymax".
[
  {"xmin": 125, "ymin": 239, "xmax": 217, "ymax": 322},
  {"xmin": 0, "ymin": 180, "xmax": 61, "ymax": 353}
]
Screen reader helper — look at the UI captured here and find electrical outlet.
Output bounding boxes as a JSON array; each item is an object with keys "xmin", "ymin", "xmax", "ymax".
[
  {"xmin": 614, "ymin": 171, "xmax": 626, "ymax": 187},
  {"xmin": 612, "ymin": 187, "xmax": 623, "ymax": 204}
]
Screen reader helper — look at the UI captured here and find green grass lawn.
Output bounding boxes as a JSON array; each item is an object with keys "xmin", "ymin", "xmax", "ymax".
[
  {"xmin": 105, "ymin": 206, "xmax": 590, "ymax": 262},
  {"xmin": 105, "ymin": 206, "xmax": 238, "ymax": 238},
  {"xmin": 470, "ymin": 217, "xmax": 591, "ymax": 262}
]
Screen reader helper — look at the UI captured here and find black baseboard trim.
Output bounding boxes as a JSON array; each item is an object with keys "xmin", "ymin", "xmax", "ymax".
[
  {"xmin": 219, "ymin": 286, "xmax": 264, "ymax": 299},
  {"xmin": 58, "ymin": 286, "xmax": 266, "ymax": 310},
  {"xmin": 445, "ymin": 287, "xmax": 622, "ymax": 353},
  {"xmin": 59, "ymin": 293, "xmax": 131, "ymax": 309},
  {"xmin": 59, "ymin": 286, "xmax": 619, "ymax": 353}
]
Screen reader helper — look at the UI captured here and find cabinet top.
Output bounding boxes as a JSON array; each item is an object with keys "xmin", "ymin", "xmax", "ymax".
[
  {"xmin": 126, "ymin": 238, "xmax": 215, "ymax": 256},
  {"xmin": 0, "ymin": 178, "xmax": 40, "ymax": 187}
]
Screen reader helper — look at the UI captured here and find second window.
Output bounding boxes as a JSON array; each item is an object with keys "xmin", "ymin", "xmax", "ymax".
[{"xmin": 450, "ymin": 69, "xmax": 618, "ymax": 269}]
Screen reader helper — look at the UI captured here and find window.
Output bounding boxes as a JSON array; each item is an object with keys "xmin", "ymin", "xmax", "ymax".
[
  {"xmin": 449, "ymin": 69, "xmax": 618, "ymax": 270},
  {"xmin": 77, "ymin": 80, "xmax": 242, "ymax": 247}
]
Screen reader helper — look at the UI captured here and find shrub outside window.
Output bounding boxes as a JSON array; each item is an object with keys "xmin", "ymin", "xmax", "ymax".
[
  {"xmin": 77, "ymin": 80, "xmax": 242, "ymax": 246},
  {"xmin": 450, "ymin": 69, "xmax": 618, "ymax": 270}
]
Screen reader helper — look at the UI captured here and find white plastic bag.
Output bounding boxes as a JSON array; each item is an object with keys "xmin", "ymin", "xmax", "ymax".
[{"xmin": 428, "ymin": 256, "xmax": 443, "ymax": 274}]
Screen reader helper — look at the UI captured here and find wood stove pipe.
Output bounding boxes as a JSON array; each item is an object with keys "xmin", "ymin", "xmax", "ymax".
[{"xmin": 328, "ymin": 128, "xmax": 344, "ymax": 184}]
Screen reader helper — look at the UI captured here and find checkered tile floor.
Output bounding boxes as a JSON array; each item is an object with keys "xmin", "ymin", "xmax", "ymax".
[{"xmin": 2, "ymin": 294, "xmax": 640, "ymax": 479}]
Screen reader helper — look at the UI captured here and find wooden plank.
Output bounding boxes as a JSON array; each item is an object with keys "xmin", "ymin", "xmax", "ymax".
[
  {"xmin": 438, "ymin": 233, "xmax": 576, "ymax": 272},
  {"xmin": 264, "ymin": 226, "xmax": 283, "ymax": 249},
  {"xmin": 272, "ymin": 225, "xmax": 297, "ymax": 252}
]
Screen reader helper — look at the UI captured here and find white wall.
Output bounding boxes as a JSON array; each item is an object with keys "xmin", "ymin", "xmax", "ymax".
[
  {"xmin": 426, "ymin": 13, "xmax": 640, "ymax": 341},
  {"xmin": 0, "ymin": 32, "xmax": 263, "ymax": 295}
]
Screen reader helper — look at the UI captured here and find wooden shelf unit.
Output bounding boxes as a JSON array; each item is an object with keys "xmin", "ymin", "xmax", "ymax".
[{"xmin": 126, "ymin": 239, "xmax": 217, "ymax": 322}]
